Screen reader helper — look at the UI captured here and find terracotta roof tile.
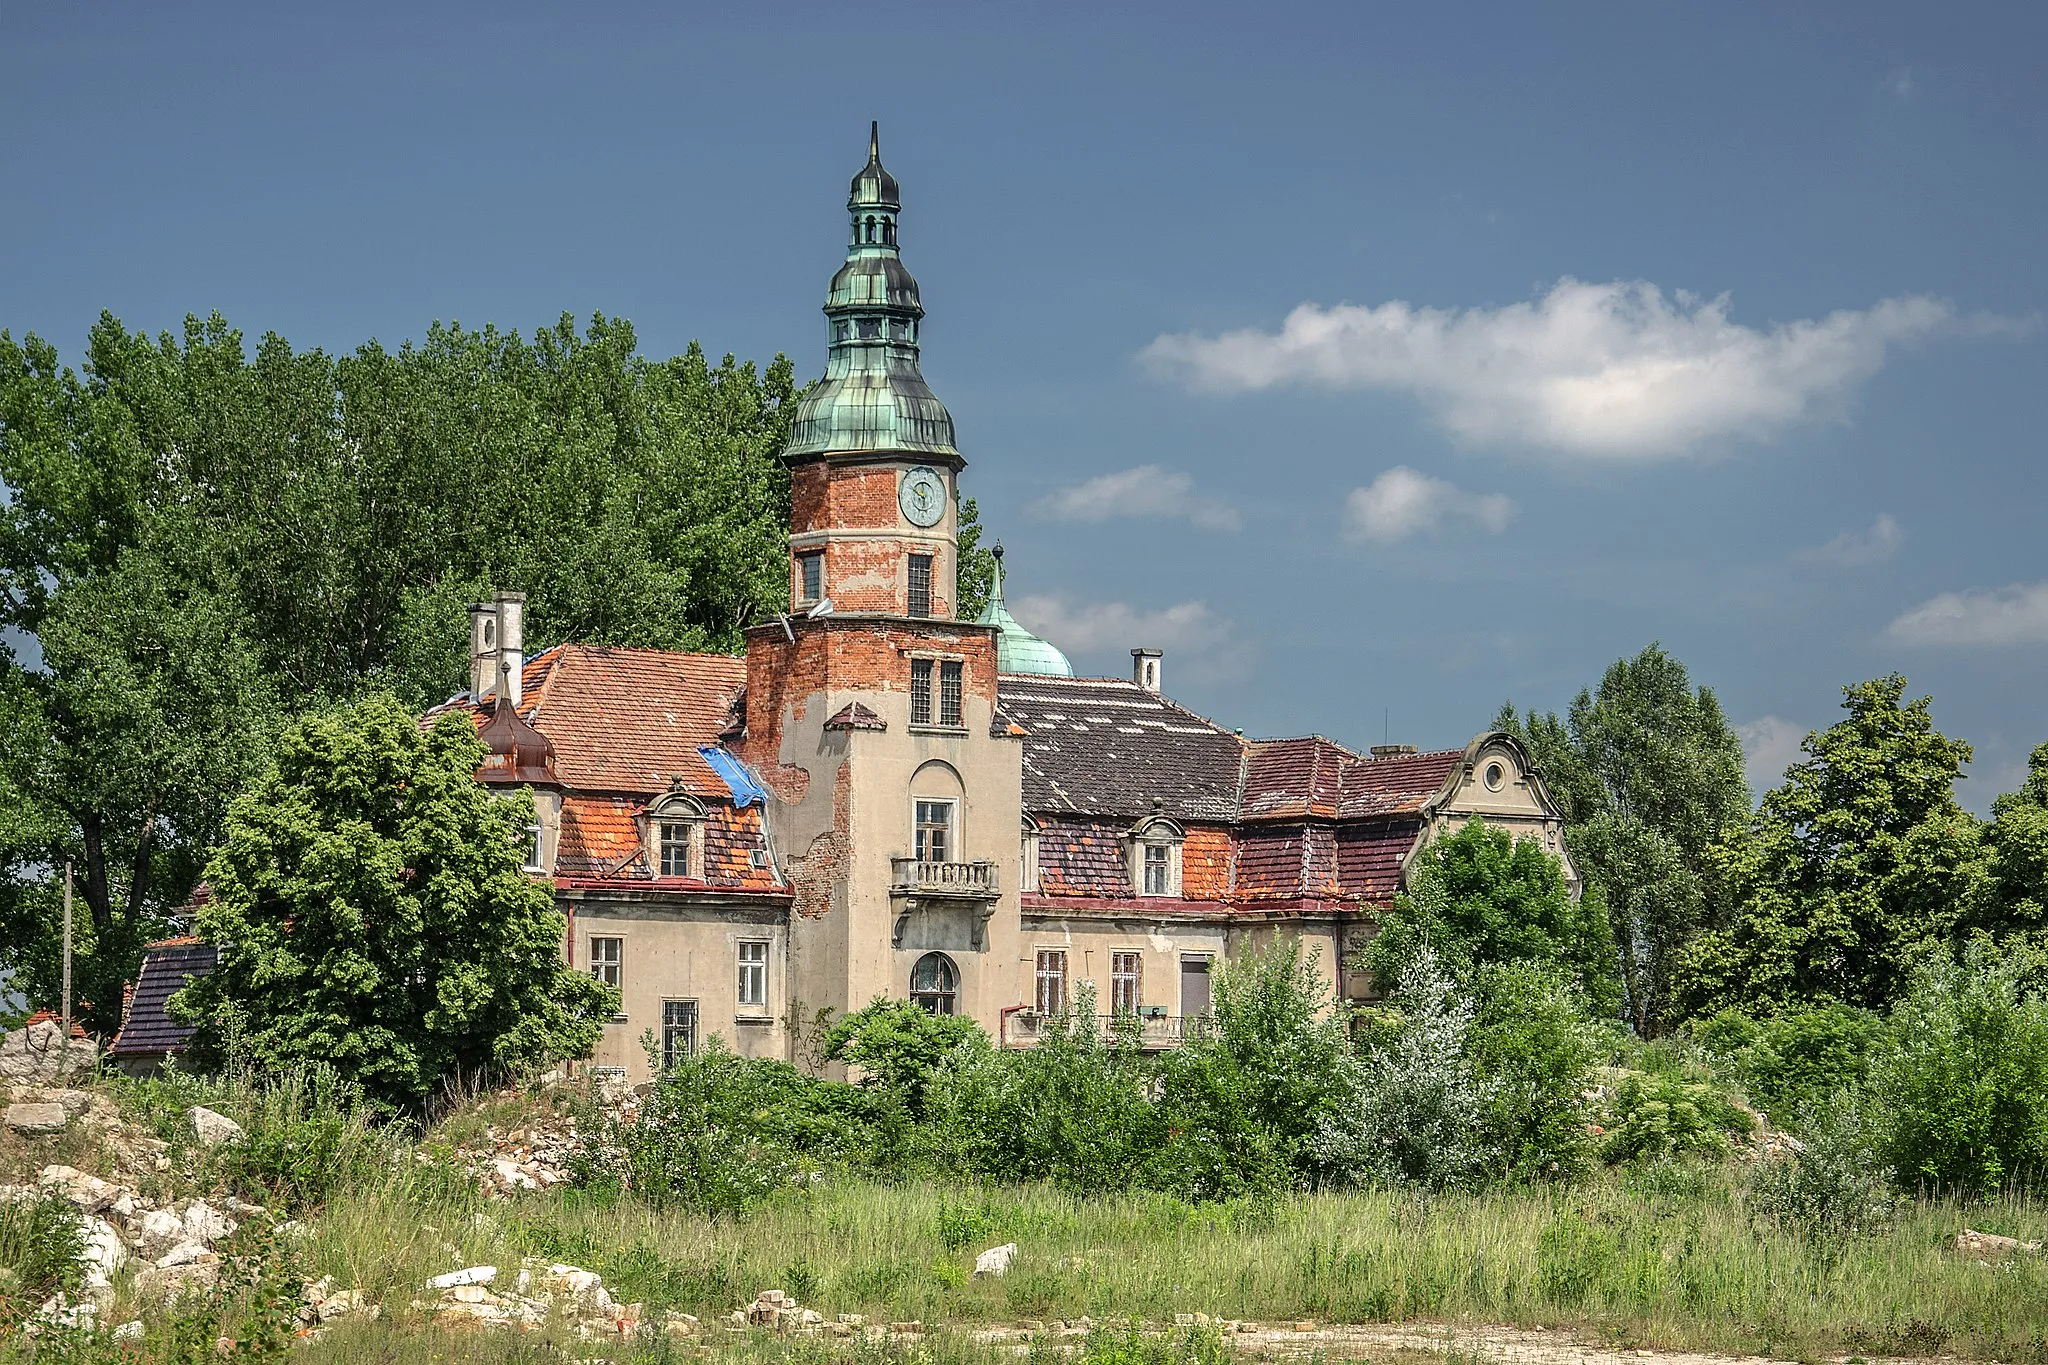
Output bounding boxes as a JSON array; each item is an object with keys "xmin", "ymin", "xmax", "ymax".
[
  {"xmin": 1336, "ymin": 819, "xmax": 1421, "ymax": 902},
  {"xmin": 1036, "ymin": 818, "xmax": 1131, "ymax": 897},
  {"xmin": 1338, "ymin": 748, "xmax": 1463, "ymax": 818},
  {"xmin": 1243, "ymin": 736, "xmax": 1358, "ymax": 820},
  {"xmin": 824, "ymin": 702, "xmax": 887, "ymax": 731}
]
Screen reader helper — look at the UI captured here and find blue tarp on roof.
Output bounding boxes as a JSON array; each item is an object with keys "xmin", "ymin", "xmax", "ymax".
[{"xmin": 697, "ymin": 745, "xmax": 768, "ymax": 808}]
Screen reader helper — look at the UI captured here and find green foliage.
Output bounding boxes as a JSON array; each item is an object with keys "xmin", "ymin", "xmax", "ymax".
[
  {"xmin": 1870, "ymin": 944, "xmax": 2048, "ymax": 1195},
  {"xmin": 1467, "ymin": 963, "xmax": 1601, "ymax": 1178},
  {"xmin": 1599, "ymin": 1070, "xmax": 1754, "ymax": 1164},
  {"xmin": 824, "ymin": 997, "xmax": 990, "ymax": 1118},
  {"xmin": 1312, "ymin": 949, "xmax": 1501, "ymax": 1190},
  {"xmin": 0, "ymin": 1192, "xmax": 84, "ymax": 1323},
  {"xmin": 1078, "ymin": 1320, "xmax": 1235, "ymax": 1365},
  {"xmin": 1365, "ymin": 816, "xmax": 1620, "ymax": 1016},
  {"xmin": 0, "ymin": 311, "xmax": 799, "ymax": 1022},
  {"xmin": 1498, "ymin": 643, "xmax": 1750, "ymax": 1035},
  {"xmin": 955, "ymin": 496, "xmax": 998, "ymax": 622},
  {"xmin": 1675, "ymin": 676, "xmax": 1987, "ymax": 1018},
  {"xmin": 214, "ymin": 1064, "xmax": 392, "ymax": 1212},
  {"xmin": 1693, "ymin": 1003, "xmax": 1886, "ymax": 1122},
  {"xmin": 582, "ymin": 1038, "xmax": 888, "ymax": 1214},
  {"xmin": 1982, "ymin": 741, "xmax": 2048, "ymax": 949},
  {"xmin": 1747, "ymin": 1101, "xmax": 1899, "ymax": 1236},
  {"xmin": 170, "ymin": 695, "xmax": 614, "ymax": 1110}
]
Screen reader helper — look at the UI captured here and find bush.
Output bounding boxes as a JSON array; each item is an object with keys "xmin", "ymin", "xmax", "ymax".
[
  {"xmin": 1468, "ymin": 964, "xmax": 1599, "ymax": 1179},
  {"xmin": 1079, "ymin": 1318, "xmax": 1236, "ymax": 1365},
  {"xmin": 217, "ymin": 1063, "xmax": 392, "ymax": 1212},
  {"xmin": 1599, "ymin": 1071, "xmax": 1753, "ymax": 1164},
  {"xmin": 1311, "ymin": 949, "xmax": 1501, "ymax": 1190},
  {"xmin": 579, "ymin": 1039, "xmax": 885, "ymax": 1213},
  {"xmin": 1871, "ymin": 945, "xmax": 2048, "ymax": 1194},
  {"xmin": 824, "ymin": 998, "xmax": 989, "ymax": 1118},
  {"xmin": 1695, "ymin": 1004, "xmax": 1885, "ymax": 1121},
  {"xmin": 1747, "ymin": 1101, "xmax": 1898, "ymax": 1236}
]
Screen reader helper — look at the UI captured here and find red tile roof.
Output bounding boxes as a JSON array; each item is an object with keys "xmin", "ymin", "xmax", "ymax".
[
  {"xmin": 1339, "ymin": 748, "xmax": 1464, "ymax": 818},
  {"xmin": 1244, "ymin": 736, "xmax": 1357, "ymax": 820}
]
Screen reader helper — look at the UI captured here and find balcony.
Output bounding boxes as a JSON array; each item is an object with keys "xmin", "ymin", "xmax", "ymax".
[
  {"xmin": 889, "ymin": 858, "xmax": 1000, "ymax": 900},
  {"xmin": 1000, "ymin": 1010, "xmax": 1211, "ymax": 1051}
]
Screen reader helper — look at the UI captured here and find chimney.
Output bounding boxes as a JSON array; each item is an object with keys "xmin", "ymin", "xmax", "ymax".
[
  {"xmin": 1131, "ymin": 647, "xmax": 1162, "ymax": 694},
  {"xmin": 494, "ymin": 591, "xmax": 525, "ymax": 709},
  {"xmin": 468, "ymin": 603, "xmax": 496, "ymax": 702},
  {"xmin": 1371, "ymin": 744, "xmax": 1418, "ymax": 758}
]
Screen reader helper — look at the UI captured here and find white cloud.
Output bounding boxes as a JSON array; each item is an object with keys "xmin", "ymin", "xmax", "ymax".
[
  {"xmin": 1141, "ymin": 280, "xmax": 2031, "ymax": 459},
  {"xmin": 1010, "ymin": 594, "xmax": 1242, "ymax": 681},
  {"xmin": 1345, "ymin": 466, "xmax": 1515, "ymax": 543},
  {"xmin": 1807, "ymin": 513, "xmax": 1903, "ymax": 567},
  {"xmin": 1887, "ymin": 66, "xmax": 1916, "ymax": 99},
  {"xmin": 1737, "ymin": 715, "xmax": 1807, "ymax": 794},
  {"xmin": 1886, "ymin": 581, "xmax": 2048, "ymax": 647},
  {"xmin": 1034, "ymin": 464, "xmax": 1240, "ymax": 531}
]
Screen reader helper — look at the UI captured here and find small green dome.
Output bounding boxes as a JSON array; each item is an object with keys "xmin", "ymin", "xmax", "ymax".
[{"xmin": 977, "ymin": 547, "xmax": 1073, "ymax": 678}]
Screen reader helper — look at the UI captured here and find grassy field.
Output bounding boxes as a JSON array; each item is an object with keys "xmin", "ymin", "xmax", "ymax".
[{"xmin": 284, "ymin": 1167, "xmax": 2048, "ymax": 1365}]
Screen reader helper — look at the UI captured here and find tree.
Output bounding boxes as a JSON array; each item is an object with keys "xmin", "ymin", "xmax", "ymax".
[
  {"xmin": 170, "ymin": 696, "xmax": 615, "ymax": 1110},
  {"xmin": 0, "ymin": 310, "xmax": 800, "ymax": 1024},
  {"xmin": 1672, "ymin": 676, "xmax": 1986, "ymax": 1018},
  {"xmin": 1364, "ymin": 817, "xmax": 1620, "ymax": 1017},
  {"xmin": 1497, "ymin": 644, "xmax": 1750, "ymax": 1034},
  {"xmin": 955, "ymin": 495, "xmax": 997, "ymax": 621},
  {"xmin": 823, "ymin": 997, "xmax": 988, "ymax": 1117},
  {"xmin": 1980, "ymin": 741, "xmax": 2048, "ymax": 953}
]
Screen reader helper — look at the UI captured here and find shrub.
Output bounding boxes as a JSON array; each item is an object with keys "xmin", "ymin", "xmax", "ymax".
[
  {"xmin": 1871, "ymin": 945, "xmax": 2048, "ymax": 1194},
  {"xmin": 1747, "ymin": 1101, "xmax": 1898, "ymax": 1236},
  {"xmin": 1467, "ymin": 963, "xmax": 1599, "ymax": 1179},
  {"xmin": 216, "ymin": 1063, "xmax": 391, "ymax": 1212},
  {"xmin": 1599, "ymin": 1071, "xmax": 1753, "ymax": 1164},
  {"xmin": 824, "ymin": 998, "xmax": 990, "ymax": 1118},
  {"xmin": 1311, "ymin": 949, "xmax": 1501, "ymax": 1190},
  {"xmin": 1695, "ymin": 1004, "xmax": 1885, "ymax": 1121},
  {"xmin": 1079, "ymin": 1318, "xmax": 1235, "ymax": 1365}
]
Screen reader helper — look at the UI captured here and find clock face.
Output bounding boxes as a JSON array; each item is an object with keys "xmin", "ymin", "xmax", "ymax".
[{"xmin": 899, "ymin": 466, "xmax": 946, "ymax": 527}]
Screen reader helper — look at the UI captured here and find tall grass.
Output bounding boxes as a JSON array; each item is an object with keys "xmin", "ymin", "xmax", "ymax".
[{"xmin": 292, "ymin": 1166, "xmax": 2048, "ymax": 1364}]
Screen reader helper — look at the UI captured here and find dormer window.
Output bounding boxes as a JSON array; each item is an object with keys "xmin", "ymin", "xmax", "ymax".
[
  {"xmin": 1127, "ymin": 813, "xmax": 1185, "ymax": 898},
  {"xmin": 642, "ymin": 786, "xmax": 707, "ymax": 880}
]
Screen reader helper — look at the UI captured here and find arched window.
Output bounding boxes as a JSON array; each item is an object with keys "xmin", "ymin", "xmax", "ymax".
[
  {"xmin": 864, "ymin": 215, "xmax": 876, "ymax": 243},
  {"xmin": 910, "ymin": 952, "xmax": 958, "ymax": 1015},
  {"xmin": 640, "ymin": 785, "xmax": 707, "ymax": 879},
  {"xmin": 882, "ymin": 216, "xmax": 895, "ymax": 245},
  {"xmin": 1127, "ymin": 813, "xmax": 1185, "ymax": 898}
]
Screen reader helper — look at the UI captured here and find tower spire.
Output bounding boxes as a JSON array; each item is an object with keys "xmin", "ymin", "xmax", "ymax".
[{"xmin": 870, "ymin": 119, "xmax": 879, "ymax": 163}]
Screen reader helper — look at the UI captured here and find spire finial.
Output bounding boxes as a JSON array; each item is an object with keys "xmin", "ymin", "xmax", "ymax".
[{"xmin": 870, "ymin": 120, "xmax": 880, "ymax": 162}]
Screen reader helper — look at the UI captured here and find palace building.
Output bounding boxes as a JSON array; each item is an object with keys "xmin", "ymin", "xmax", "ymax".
[{"xmin": 112, "ymin": 127, "xmax": 1573, "ymax": 1080}]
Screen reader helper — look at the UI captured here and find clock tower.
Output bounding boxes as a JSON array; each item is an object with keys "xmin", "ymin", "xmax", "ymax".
[{"xmin": 739, "ymin": 125, "xmax": 1022, "ymax": 1044}]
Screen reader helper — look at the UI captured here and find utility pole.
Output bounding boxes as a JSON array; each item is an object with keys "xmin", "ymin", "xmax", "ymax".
[{"xmin": 61, "ymin": 860, "xmax": 73, "ymax": 1038}]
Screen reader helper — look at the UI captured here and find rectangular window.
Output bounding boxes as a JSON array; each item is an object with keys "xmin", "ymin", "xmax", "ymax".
[
  {"xmin": 737, "ymin": 940, "xmax": 768, "ymax": 1008},
  {"xmin": 798, "ymin": 552, "xmax": 822, "ymax": 603},
  {"xmin": 661, "ymin": 999, "xmax": 698, "ymax": 1069},
  {"xmin": 914, "ymin": 799, "xmax": 954, "ymax": 864},
  {"xmin": 589, "ymin": 936, "xmax": 623, "ymax": 990},
  {"xmin": 659, "ymin": 822, "xmax": 693, "ymax": 878},
  {"xmin": 1035, "ymin": 950, "xmax": 1068, "ymax": 1015},
  {"xmin": 1022, "ymin": 831, "xmax": 1039, "ymax": 892},
  {"xmin": 1143, "ymin": 843, "xmax": 1171, "ymax": 895},
  {"xmin": 910, "ymin": 658, "xmax": 933, "ymax": 725},
  {"xmin": 938, "ymin": 660, "xmax": 963, "ymax": 726},
  {"xmin": 1111, "ymin": 951, "xmax": 1143, "ymax": 1014},
  {"xmin": 524, "ymin": 817, "xmax": 545, "ymax": 873},
  {"xmin": 907, "ymin": 554, "xmax": 933, "ymax": 618}
]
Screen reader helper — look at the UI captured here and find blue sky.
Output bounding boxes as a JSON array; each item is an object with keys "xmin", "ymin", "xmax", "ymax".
[{"xmin": 5, "ymin": 2, "xmax": 2045, "ymax": 807}]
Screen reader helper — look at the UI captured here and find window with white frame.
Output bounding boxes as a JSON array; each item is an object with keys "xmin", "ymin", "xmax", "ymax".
[
  {"xmin": 910, "ymin": 952, "xmax": 958, "ymax": 1015},
  {"xmin": 1035, "ymin": 949, "xmax": 1068, "ymax": 1015},
  {"xmin": 1128, "ymin": 815, "xmax": 1184, "ymax": 898},
  {"xmin": 737, "ymin": 940, "xmax": 768, "ymax": 1008},
  {"xmin": 643, "ymin": 786, "xmax": 705, "ymax": 879},
  {"xmin": 589, "ymin": 936, "xmax": 623, "ymax": 990},
  {"xmin": 914, "ymin": 798, "xmax": 955, "ymax": 864},
  {"xmin": 658, "ymin": 821, "xmax": 695, "ymax": 878},
  {"xmin": 1111, "ymin": 951, "xmax": 1143, "ymax": 1014}
]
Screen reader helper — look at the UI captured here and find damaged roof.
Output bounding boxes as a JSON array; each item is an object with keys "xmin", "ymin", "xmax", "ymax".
[{"xmin": 998, "ymin": 676, "xmax": 1247, "ymax": 822}]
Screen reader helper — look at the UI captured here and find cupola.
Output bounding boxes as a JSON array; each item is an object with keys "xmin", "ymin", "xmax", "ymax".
[
  {"xmin": 976, "ymin": 546, "xmax": 1074, "ymax": 678},
  {"xmin": 783, "ymin": 123, "xmax": 958, "ymax": 461}
]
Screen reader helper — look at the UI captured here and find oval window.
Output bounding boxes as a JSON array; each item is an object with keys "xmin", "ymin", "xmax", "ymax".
[{"xmin": 1484, "ymin": 762, "xmax": 1505, "ymax": 791}]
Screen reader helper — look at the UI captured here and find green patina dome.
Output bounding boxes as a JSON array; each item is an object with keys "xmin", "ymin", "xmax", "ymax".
[
  {"xmin": 977, "ymin": 547, "xmax": 1073, "ymax": 678},
  {"xmin": 784, "ymin": 124, "xmax": 958, "ymax": 461}
]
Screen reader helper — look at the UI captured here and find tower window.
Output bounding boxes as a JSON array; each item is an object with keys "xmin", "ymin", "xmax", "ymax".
[
  {"xmin": 939, "ymin": 660, "xmax": 963, "ymax": 726},
  {"xmin": 910, "ymin": 952, "xmax": 958, "ymax": 1015},
  {"xmin": 858, "ymin": 318, "xmax": 880, "ymax": 340},
  {"xmin": 910, "ymin": 658, "xmax": 933, "ymax": 725},
  {"xmin": 864, "ymin": 215, "xmax": 876, "ymax": 243},
  {"xmin": 907, "ymin": 554, "xmax": 932, "ymax": 618},
  {"xmin": 914, "ymin": 798, "xmax": 955, "ymax": 863},
  {"xmin": 882, "ymin": 216, "xmax": 895, "ymax": 245},
  {"xmin": 798, "ymin": 552, "xmax": 822, "ymax": 603}
]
